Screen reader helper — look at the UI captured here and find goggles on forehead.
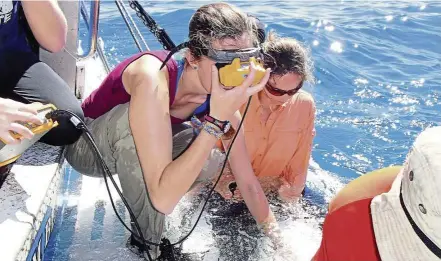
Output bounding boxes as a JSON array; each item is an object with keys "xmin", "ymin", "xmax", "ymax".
[{"xmin": 206, "ymin": 47, "xmax": 267, "ymax": 87}]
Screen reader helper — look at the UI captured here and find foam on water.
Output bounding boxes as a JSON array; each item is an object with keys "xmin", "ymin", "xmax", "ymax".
[
  {"xmin": 46, "ymin": 1, "xmax": 440, "ymax": 260},
  {"xmin": 46, "ymin": 158, "xmax": 343, "ymax": 261}
]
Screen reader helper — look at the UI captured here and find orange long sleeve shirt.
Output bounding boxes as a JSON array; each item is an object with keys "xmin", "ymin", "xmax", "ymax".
[{"xmin": 215, "ymin": 90, "xmax": 316, "ymax": 198}]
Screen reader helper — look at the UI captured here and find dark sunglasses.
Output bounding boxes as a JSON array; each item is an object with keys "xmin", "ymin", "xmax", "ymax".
[{"xmin": 265, "ymin": 81, "xmax": 303, "ymax": 96}]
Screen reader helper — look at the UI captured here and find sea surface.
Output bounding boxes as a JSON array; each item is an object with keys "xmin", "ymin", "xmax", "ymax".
[{"xmin": 45, "ymin": 1, "xmax": 441, "ymax": 260}]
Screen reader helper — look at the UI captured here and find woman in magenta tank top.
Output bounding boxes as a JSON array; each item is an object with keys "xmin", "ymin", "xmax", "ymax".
[{"xmin": 65, "ymin": 3, "xmax": 280, "ymax": 259}]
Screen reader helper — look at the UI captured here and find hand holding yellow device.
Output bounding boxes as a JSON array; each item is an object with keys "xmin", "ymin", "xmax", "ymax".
[
  {"xmin": 218, "ymin": 57, "xmax": 266, "ymax": 87},
  {"xmin": 208, "ymin": 47, "xmax": 267, "ymax": 87},
  {"xmin": 6, "ymin": 104, "xmax": 59, "ymax": 141},
  {"xmin": 0, "ymin": 103, "xmax": 59, "ymax": 167}
]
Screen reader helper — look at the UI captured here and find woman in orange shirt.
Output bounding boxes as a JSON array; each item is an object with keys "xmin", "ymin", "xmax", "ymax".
[{"xmin": 215, "ymin": 31, "xmax": 316, "ymax": 203}]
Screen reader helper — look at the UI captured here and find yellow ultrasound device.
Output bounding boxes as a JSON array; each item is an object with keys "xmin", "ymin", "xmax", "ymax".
[
  {"xmin": 0, "ymin": 104, "xmax": 59, "ymax": 167},
  {"xmin": 218, "ymin": 57, "xmax": 266, "ymax": 87}
]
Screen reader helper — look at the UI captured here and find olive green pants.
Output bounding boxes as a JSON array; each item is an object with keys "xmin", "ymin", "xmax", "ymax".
[{"xmin": 65, "ymin": 103, "xmax": 225, "ymax": 259}]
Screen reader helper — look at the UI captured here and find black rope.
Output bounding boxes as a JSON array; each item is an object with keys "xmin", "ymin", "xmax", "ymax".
[
  {"xmin": 400, "ymin": 184, "xmax": 441, "ymax": 258},
  {"xmin": 128, "ymin": 0, "xmax": 176, "ymax": 51}
]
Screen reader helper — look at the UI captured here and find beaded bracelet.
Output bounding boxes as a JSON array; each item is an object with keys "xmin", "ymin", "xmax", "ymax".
[
  {"xmin": 190, "ymin": 115, "xmax": 203, "ymax": 129},
  {"xmin": 190, "ymin": 115, "xmax": 203, "ymax": 136},
  {"xmin": 202, "ymin": 122, "xmax": 223, "ymax": 139}
]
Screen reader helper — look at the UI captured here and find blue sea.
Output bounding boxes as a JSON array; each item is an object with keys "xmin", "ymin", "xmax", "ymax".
[{"xmin": 45, "ymin": 1, "xmax": 441, "ymax": 260}]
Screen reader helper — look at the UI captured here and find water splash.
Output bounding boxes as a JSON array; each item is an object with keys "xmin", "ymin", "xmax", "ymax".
[{"xmin": 45, "ymin": 0, "xmax": 441, "ymax": 260}]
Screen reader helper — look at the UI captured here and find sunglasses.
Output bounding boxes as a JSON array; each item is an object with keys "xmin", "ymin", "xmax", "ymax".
[{"xmin": 265, "ymin": 81, "xmax": 303, "ymax": 96}]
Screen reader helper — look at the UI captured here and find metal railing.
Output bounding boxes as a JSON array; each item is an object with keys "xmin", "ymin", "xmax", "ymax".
[
  {"xmin": 79, "ymin": 0, "xmax": 111, "ymax": 72},
  {"xmin": 115, "ymin": 0, "xmax": 150, "ymax": 52},
  {"xmin": 77, "ymin": 0, "xmax": 100, "ymax": 60},
  {"xmin": 77, "ymin": 0, "xmax": 150, "ymax": 72},
  {"xmin": 25, "ymin": 206, "xmax": 53, "ymax": 261}
]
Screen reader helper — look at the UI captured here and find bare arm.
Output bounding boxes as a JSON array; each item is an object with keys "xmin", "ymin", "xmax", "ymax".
[
  {"xmin": 123, "ymin": 56, "xmax": 218, "ymax": 214},
  {"xmin": 21, "ymin": 0, "xmax": 67, "ymax": 52},
  {"xmin": 222, "ymin": 111, "xmax": 272, "ymax": 224}
]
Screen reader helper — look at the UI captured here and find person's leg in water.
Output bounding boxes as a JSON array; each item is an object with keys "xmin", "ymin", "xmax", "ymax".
[
  {"xmin": 65, "ymin": 103, "xmax": 225, "ymax": 259},
  {"xmin": 0, "ymin": 50, "xmax": 83, "ymax": 185}
]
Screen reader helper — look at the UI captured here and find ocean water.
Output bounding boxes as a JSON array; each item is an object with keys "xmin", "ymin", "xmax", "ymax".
[{"xmin": 45, "ymin": 1, "xmax": 441, "ymax": 261}]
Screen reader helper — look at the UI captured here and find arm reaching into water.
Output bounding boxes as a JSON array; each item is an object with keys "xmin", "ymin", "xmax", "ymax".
[
  {"xmin": 222, "ymin": 110, "xmax": 281, "ymax": 244},
  {"xmin": 123, "ymin": 56, "xmax": 269, "ymax": 214},
  {"xmin": 21, "ymin": 0, "xmax": 67, "ymax": 53},
  {"xmin": 222, "ymin": 111, "xmax": 272, "ymax": 223}
]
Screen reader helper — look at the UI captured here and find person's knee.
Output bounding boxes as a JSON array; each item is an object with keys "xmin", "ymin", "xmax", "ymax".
[
  {"xmin": 42, "ymin": 68, "xmax": 84, "ymax": 144},
  {"xmin": 171, "ymin": 123, "xmax": 195, "ymax": 159},
  {"xmin": 44, "ymin": 102, "xmax": 84, "ymax": 146},
  {"xmin": 62, "ymin": 100, "xmax": 84, "ymax": 121}
]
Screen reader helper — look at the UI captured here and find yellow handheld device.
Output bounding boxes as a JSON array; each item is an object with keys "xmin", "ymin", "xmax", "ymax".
[
  {"xmin": 0, "ymin": 104, "xmax": 59, "ymax": 167},
  {"xmin": 218, "ymin": 57, "xmax": 266, "ymax": 87}
]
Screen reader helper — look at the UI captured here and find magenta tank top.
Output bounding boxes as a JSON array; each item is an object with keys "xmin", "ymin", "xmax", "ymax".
[{"xmin": 81, "ymin": 50, "xmax": 185, "ymax": 124}]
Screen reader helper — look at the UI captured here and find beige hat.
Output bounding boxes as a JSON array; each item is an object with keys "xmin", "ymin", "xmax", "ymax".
[{"xmin": 371, "ymin": 126, "xmax": 441, "ymax": 261}]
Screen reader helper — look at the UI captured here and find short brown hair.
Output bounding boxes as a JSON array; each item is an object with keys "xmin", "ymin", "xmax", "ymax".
[{"xmin": 187, "ymin": 3, "xmax": 259, "ymax": 59}]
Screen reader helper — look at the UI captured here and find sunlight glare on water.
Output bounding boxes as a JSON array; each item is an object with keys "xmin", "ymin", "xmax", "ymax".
[{"xmin": 45, "ymin": 1, "xmax": 441, "ymax": 261}]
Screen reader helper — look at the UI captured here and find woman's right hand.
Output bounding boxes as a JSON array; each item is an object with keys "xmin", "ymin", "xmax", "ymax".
[
  {"xmin": 209, "ymin": 61, "xmax": 271, "ymax": 121},
  {"xmin": 0, "ymin": 98, "xmax": 44, "ymax": 144}
]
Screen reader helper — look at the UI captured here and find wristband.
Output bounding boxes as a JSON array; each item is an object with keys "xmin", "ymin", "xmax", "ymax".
[
  {"xmin": 202, "ymin": 122, "xmax": 223, "ymax": 139},
  {"xmin": 191, "ymin": 115, "xmax": 234, "ymax": 138},
  {"xmin": 203, "ymin": 115, "xmax": 232, "ymax": 135}
]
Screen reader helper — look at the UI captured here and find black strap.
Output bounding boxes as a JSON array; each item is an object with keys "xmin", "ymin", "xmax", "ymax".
[
  {"xmin": 399, "ymin": 186, "xmax": 441, "ymax": 258},
  {"xmin": 159, "ymin": 42, "xmax": 188, "ymax": 70},
  {"xmin": 128, "ymin": 0, "xmax": 176, "ymax": 51}
]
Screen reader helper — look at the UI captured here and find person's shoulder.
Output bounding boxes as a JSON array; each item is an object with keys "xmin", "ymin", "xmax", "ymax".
[
  {"xmin": 322, "ymin": 198, "xmax": 373, "ymax": 241},
  {"xmin": 294, "ymin": 90, "xmax": 315, "ymax": 102},
  {"xmin": 328, "ymin": 166, "xmax": 401, "ymax": 213},
  {"xmin": 125, "ymin": 53, "xmax": 166, "ymax": 78},
  {"xmin": 122, "ymin": 52, "xmax": 170, "ymax": 94},
  {"xmin": 314, "ymin": 197, "xmax": 381, "ymax": 261},
  {"xmin": 290, "ymin": 90, "xmax": 315, "ymax": 108},
  {"xmin": 296, "ymin": 89, "xmax": 314, "ymax": 99},
  {"xmin": 287, "ymin": 90, "xmax": 316, "ymax": 116}
]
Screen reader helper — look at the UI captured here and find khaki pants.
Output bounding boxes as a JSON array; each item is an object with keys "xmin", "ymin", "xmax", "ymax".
[{"xmin": 65, "ymin": 103, "xmax": 225, "ymax": 259}]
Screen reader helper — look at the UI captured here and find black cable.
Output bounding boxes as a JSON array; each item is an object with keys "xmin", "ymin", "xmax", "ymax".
[
  {"xmin": 58, "ymin": 2, "xmax": 259, "ymax": 259},
  {"xmin": 167, "ymin": 96, "xmax": 252, "ymax": 246},
  {"xmin": 50, "ymin": 110, "xmax": 154, "ymax": 260},
  {"xmin": 49, "ymin": 97, "xmax": 251, "ymax": 260}
]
